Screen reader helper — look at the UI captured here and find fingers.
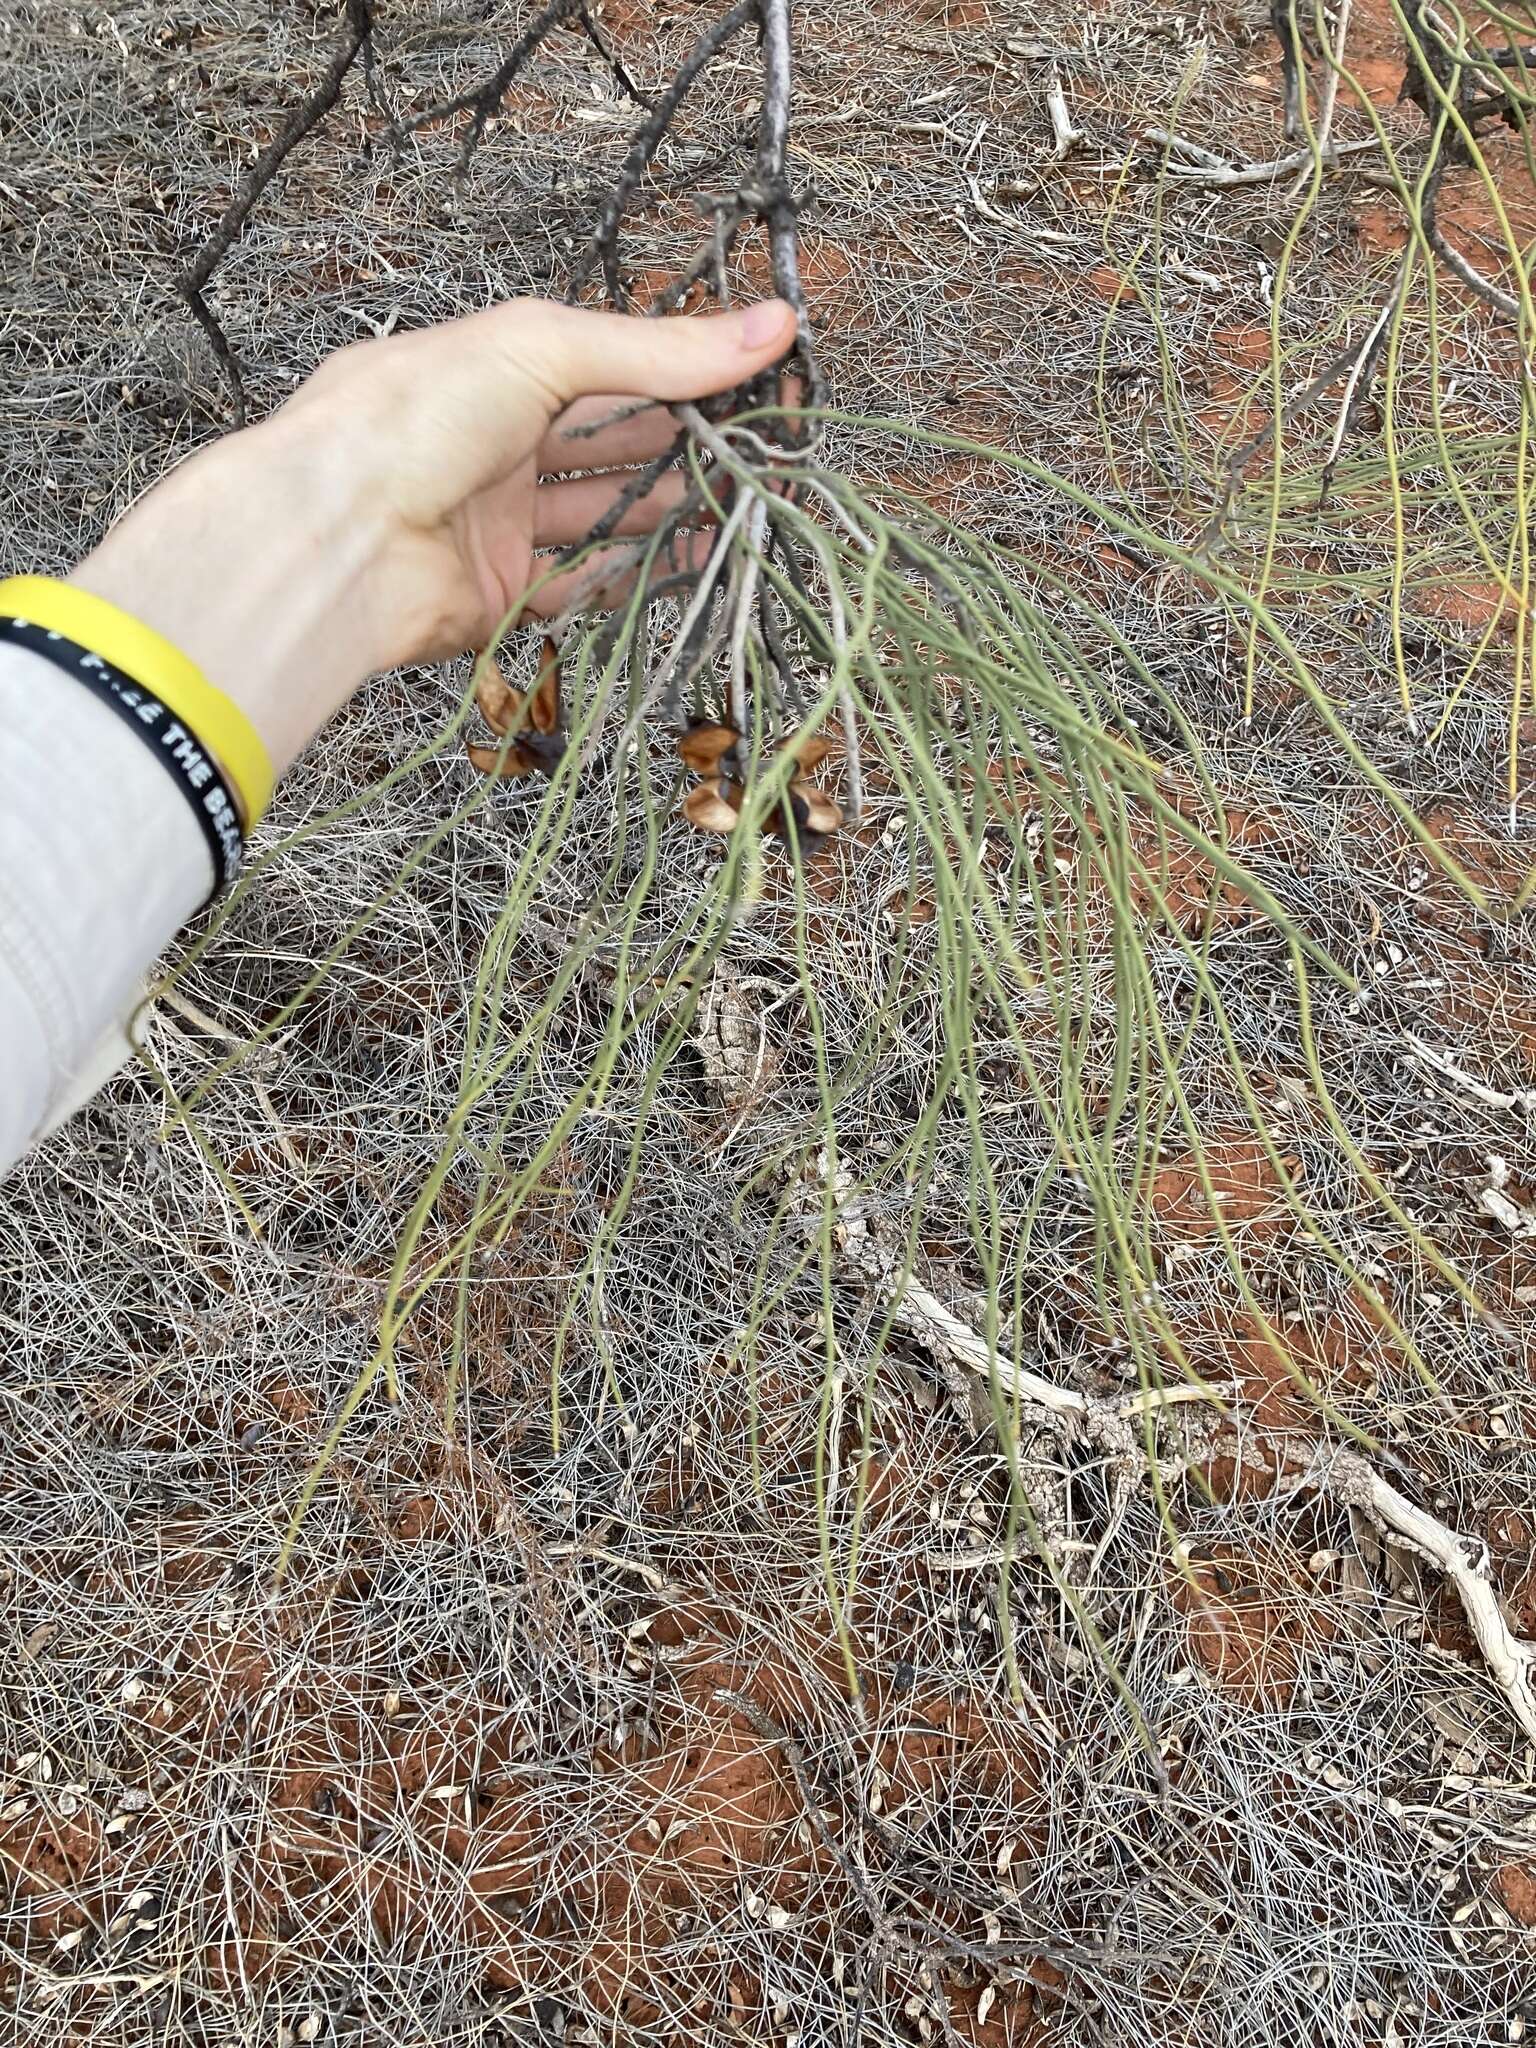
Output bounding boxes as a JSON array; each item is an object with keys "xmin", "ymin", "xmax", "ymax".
[
  {"xmin": 532, "ymin": 468, "xmax": 707, "ymax": 549},
  {"xmin": 540, "ymin": 396, "xmax": 679, "ymax": 476},
  {"xmin": 521, "ymin": 528, "xmax": 719, "ymax": 622},
  {"xmin": 328, "ymin": 297, "xmax": 795, "ymax": 519},
  {"xmin": 539, "ymin": 368, "xmax": 806, "ymax": 477}
]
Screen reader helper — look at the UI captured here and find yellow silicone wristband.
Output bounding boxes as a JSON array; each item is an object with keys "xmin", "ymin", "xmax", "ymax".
[{"xmin": 0, "ymin": 574, "xmax": 274, "ymax": 828}]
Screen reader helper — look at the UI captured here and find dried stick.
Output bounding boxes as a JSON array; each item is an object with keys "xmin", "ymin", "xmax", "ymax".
[
  {"xmin": 844, "ymin": 1234, "xmax": 1226, "ymax": 1426},
  {"xmin": 1272, "ymin": 0, "xmax": 1308, "ymax": 140},
  {"xmin": 1322, "ymin": 1447, "xmax": 1536, "ymax": 1744},
  {"xmin": 397, "ymin": 0, "xmax": 580, "ymax": 154},
  {"xmin": 715, "ymin": 1688, "xmax": 903, "ymax": 1949},
  {"xmin": 1405, "ymin": 1033, "xmax": 1536, "ymax": 1113},
  {"xmin": 551, "ymin": 429, "xmax": 693, "ymax": 565},
  {"xmin": 1398, "ymin": 3, "xmax": 1527, "ymax": 320},
  {"xmin": 1044, "ymin": 66, "xmax": 1086, "ymax": 159},
  {"xmin": 1200, "ymin": 267, "xmax": 1408, "ymax": 550},
  {"xmin": 1318, "ymin": 251, "xmax": 1412, "ymax": 502},
  {"xmin": 592, "ymin": 0, "xmax": 759, "ymax": 307},
  {"xmin": 1286, "ymin": 0, "xmax": 1353, "ymax": 200},
  {"xmin": 757, "ymin": 0, "xmax": 826, "ymax": 406},
  {"xmin": 1154, "ymin": 134, "xmax": 1381, "ymax": 186},
  {"xmin": 180, "ymin": 0, "xmax": 373, "ymax": 424},
  {"xmin": 855, "ymin": 1211, "xmax": 1536, "ymax": 1747},
  {"xmin": 1423, "ymin": 168, "xmax": 1522, "ymax": 318},
  {"xmin": 647, "ymin": 205, "xmax": 751, "ymax": 316},
  {"xmin": 574, "ymin": 0, "xmax": 653, "ymax": 111},
  {"xmin": 1311, "ymin": 0, "xmax": 1352, "ymax": 155}
]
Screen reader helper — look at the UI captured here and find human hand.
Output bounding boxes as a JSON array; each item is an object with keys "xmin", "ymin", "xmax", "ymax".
[{"xmin": 70, "ymin": 297, "xmax": 797, "ymax": 773}]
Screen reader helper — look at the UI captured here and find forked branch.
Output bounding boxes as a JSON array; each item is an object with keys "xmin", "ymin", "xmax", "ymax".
[{"xmin": 181, "ymin": 0, "xmax": 375, "ymax": 424}]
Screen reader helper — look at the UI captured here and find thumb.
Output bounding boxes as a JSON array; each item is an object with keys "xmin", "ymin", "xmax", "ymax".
[
  {"xmin": 326, "ymin": 297, "xmax": 801, "ymax": 519},
  {"xmin": 506, "ymin": 298, "xmax": 799, "ymax": 410}
]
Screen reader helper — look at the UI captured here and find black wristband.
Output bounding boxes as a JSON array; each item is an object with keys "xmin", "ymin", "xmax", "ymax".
[{"xmin": 0, "ymin": 614, "xmax": 244, "ymax": 902}]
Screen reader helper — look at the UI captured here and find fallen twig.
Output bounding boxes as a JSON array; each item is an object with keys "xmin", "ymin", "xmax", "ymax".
[
  {"xmin": 1406, "ymin": 1034, "xmax": 1536, "ymax": 1114},
  {"xmin": 758, "ymin": 0, "xmax": 826, "ymax": 405},
  {"xmin": 1321, "ymin": 1447, "xmax": 1536, "ymax": 1744},
  {"xmin": 592, "ymin": 0, "xmax": 758, "ymax": 308},
  {"xmin": 1045, "ymin": 67, "xmax": 1085, "ymax": 160},
  {"xmin": 1146, "ymin": 130, "xmax": 1381, "ymax": 186}
]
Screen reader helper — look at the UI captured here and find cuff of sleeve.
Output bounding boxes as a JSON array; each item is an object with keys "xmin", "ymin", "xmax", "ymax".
[
  {"xmin": 0, "ymin": 641, "xmax": 212, "ymax": 1167},
  {"xmin": 0, "ymin": 574, "xmax": 274, "ymax": 828}
]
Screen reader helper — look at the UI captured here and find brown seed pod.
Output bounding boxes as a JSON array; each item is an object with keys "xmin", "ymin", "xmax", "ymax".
[
  {"xmin": 529, "ymin": 636, "xmax": 562, "ymax": 736},
  {"xmin": 470, "ymin": 639, "xmax": 565, "ymax": 778},
  {"xmin": 466, "ymin": 739, "xmax": 536, "ymax": 779},
  {"xmin": 677, "ymin": 721, "xmax": 740, "ymax": 778},
  {"xmin": 763, "ymin": 780, "xmax": 842, "ymax": 849},
  {"xmin": 780, "ymin": 729, "xmax": 832, "ymax": 775},
  {"xmin": 795, "ymin": 782, "xmax": 843, "ymax": 835},
  {"xmin": 682, "ymin": 778, "xmax": 744, "ymax": 835},
  {"xmin": 475, "ymin": 667, "xmax": 518, "ymax": 737}
]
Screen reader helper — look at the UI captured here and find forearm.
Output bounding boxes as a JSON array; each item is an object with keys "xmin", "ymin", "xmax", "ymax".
[{"xmin": 67, "ymin": 416, "xmax": 386, "ymax": 777}]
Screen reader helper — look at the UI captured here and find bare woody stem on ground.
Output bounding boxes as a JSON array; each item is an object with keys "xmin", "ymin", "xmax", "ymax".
[
  {"xmin": 868, "ymin": 1205, "xmax": 1536, "ymax": 1746},
  {"xmin": 1322, "ymin": 1448, "xmax": 1536, "ymax": 1744}
]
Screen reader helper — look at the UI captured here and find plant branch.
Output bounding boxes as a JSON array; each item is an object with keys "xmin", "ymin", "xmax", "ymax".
[{"xmin": 180, "ymin": 0, "xmax": 374, "ymax": 424}]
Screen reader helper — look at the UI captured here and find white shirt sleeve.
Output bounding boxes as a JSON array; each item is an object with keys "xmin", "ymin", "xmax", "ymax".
[{"xmin": 0, "ymin": 641, "xmax": 212, "ymax": 1171}]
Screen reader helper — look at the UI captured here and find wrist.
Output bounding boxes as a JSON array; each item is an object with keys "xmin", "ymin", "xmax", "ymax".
[{"xmin": 69, "ymin": 417, "xmax": 387, "ymax": 776}]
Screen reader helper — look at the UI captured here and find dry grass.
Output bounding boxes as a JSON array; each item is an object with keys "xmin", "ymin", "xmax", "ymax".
[{"xmin": 2, "ymin": 1, "xmax": 1535, "ymax": 2044}]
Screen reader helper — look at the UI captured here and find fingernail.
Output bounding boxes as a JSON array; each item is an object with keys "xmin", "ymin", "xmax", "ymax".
[{"xmin": 740, "ymin": 298, "xmax": 791, "ymax": 349}]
